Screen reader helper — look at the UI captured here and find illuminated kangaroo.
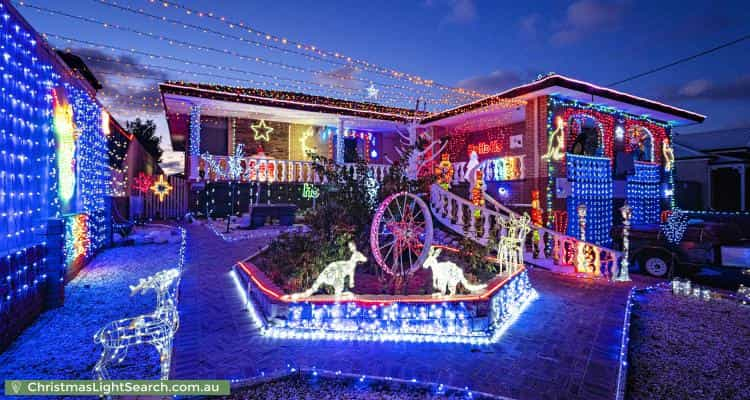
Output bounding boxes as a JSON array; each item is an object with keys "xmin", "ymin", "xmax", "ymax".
[
  {"xmin": 423, "ymin": 247, "xmax": 486, "ymax": 295},
  {"xmin": 289, "ymin": 242, "xmax": 366, "ymax": 298}
]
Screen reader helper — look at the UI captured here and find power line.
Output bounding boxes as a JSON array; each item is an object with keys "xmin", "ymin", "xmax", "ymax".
[{"xmin": 609, "ymin": 33, "xmax": 750, "ymax": 87}]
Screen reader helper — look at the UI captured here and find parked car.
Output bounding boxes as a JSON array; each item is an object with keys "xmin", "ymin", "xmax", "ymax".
[{"xmin": 611, "ymin": 221, "xmax": 750, "ymax": 279}]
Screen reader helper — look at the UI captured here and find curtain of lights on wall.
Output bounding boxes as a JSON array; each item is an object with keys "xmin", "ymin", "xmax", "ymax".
[
  {"xmin": 0, "ymin": 2, "xmax": 58, "ymax": 346},
  {"xmin": 627, "ymin": 162, "xmax": 661, "ymax": 225},
  {"xmin": 0, "ymin": 1, "xmax": 112, "ymax": 344},
  {"xmin": 69, "ymin": 86, "xmax": 110, "ymax": 255},
  {"xmin": 566, "ymin": 154, "xmax": 613, "ymax": 247}
]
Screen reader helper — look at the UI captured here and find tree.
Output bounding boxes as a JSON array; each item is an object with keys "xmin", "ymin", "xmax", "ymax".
[{"xmin": 127, "ymin": 118, "xmax": 163, "ymax": 163}]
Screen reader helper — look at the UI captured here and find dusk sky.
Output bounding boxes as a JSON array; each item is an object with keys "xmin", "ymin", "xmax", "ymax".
[{"xmin": 15, "ymin": 0, "xmax": 749, "ymax": 172}]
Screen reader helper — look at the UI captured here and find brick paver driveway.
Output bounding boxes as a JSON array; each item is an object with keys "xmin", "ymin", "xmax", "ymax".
[{"xmin": 173, "ymin": 224, "xmax": 633, "ymax": 400}]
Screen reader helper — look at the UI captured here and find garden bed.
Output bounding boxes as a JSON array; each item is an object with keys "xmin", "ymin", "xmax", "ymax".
[{"xmin": 627, "ymin": 288, "xmax": 750, "ymax": 399}]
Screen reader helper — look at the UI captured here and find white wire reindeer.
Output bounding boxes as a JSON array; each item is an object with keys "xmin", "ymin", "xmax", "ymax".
[
  {"xmin": 93, "ymin": 267, "xmax": 181, "ymax": 381},
  {"xmin": 497, "ymin": 214, "xmax": 532, "ymax": 274}
]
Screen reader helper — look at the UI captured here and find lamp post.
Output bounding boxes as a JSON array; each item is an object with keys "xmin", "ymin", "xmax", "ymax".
[{"xmin": 615, "ymin": 202, "xmax": 632, "ymax": 282}]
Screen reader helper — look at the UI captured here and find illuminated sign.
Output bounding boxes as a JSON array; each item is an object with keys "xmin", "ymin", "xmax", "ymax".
[{"xmin": 467, "ymin": 140, "xmax": 503, "ymax": 156}]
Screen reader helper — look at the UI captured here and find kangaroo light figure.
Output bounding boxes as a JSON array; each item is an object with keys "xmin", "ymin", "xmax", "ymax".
[
  {"xmin": 289, "ymin": 242, "xmax": 366, "ymax": 299},
  {"xmin": 93, "ymin": 268, "xmax": 181, "ymax": 381},
  {"xmin": 423, "ymin": 247, "xmax": 486, "ymax": 295}
]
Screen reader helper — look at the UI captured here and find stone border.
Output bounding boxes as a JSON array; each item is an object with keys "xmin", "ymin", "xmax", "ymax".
[
  {"xmin": 232, "ymin": 259, "xmax": 537, "ymax": 344},
  {"xmin": 226, "ymin": 366, "xmax": 513, "ymax": 400}
]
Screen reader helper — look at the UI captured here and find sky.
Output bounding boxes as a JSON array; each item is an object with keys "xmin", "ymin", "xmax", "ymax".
[{"xmin": 14, "ymin": 0, "xmax": 750, "ymax": 173}]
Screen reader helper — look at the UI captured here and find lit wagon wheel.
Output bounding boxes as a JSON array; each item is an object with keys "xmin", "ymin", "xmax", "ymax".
[{"xmin": 370, "ymin": 192, "xmax": 433, "ymax": 277}]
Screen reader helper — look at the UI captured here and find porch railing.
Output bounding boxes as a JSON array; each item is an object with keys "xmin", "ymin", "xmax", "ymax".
[
  {"xmin": 429, "ymin": 184, "xmax": 620, "ymax": 278},
  {"xmin": 188, "ymin": 155, "xmax": 390, "ymax": 183}
]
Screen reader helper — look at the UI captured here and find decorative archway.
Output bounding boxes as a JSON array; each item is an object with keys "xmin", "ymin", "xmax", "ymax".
[
  {"xmin": 626, "ymin": 126, "xmax": 654, "ymax": 162},
  {"xmin": 568, "ymin": 115, "xmax": 605, "ymax": 157}
]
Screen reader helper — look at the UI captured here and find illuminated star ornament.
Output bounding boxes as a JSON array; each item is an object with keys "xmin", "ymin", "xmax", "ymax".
[
  {"xmin": 366, "ymin": 83, "xmax": 379, "ymax": 99},
  {"xmin": 150, "ymin": 175, "xmax": 173, "ymax": 202},
  {"xmin": 251, "ymin": 120, "xmax": 273, "ymax": 142}
]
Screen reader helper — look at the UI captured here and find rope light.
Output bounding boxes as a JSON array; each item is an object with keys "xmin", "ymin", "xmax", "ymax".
[
  {"xmin": 19, "ymin": 2, "xmax": 438, "ymax": 100},
  {"xmin": 137, "ymin": 0, "xmax": 485, "ymax": 99},
  {"xmin": 47, "ymin": 35, "xmax": 448, "ymax": 112}
]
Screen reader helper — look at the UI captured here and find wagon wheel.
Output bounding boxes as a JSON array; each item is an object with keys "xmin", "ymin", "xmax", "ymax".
[{"xmin": 370, "ymin": 192, "xmax": 434, "ymax": 277}]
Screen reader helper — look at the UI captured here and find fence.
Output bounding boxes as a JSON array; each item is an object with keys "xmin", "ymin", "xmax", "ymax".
[{"xmin": 130, "ymin": 175, "xmax": 189, "ymax": 220}]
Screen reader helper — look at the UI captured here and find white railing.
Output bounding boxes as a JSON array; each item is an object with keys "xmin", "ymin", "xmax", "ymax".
[
  {"xmin": 451, "ymin": 156, "xmax": 525, "ymax": 184},
  {"xmin": 188, "ymin": 155, "xmax": 389, "ymax": 184},
  {"xmin": 429, "ymin": 184, "xmax": 620, "ymax": 277}
]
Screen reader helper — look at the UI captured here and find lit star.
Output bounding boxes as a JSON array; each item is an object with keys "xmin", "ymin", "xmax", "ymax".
[
  {"xmin": 366, "ymin": 83, "xmax": 379, "ymax": 99},
  {"xmin": 251, "ymin": 120, "xmax": 274, "ymax": 141},
  {"xmin": 150, "ymin": 175, "xmax": 173, "ymax": 202}
]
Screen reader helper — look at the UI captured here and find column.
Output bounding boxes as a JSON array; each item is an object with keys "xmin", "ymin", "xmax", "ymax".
[
  {"xmin": 336, "ymin": 118, "xmax": 345, "ymax": 164},
  {"xmin": 188, "ymin": 104, "xmax": 201, "ymax": 179}
]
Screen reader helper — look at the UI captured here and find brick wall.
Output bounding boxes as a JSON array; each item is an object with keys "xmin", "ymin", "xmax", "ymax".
[{"xmin": 235, "ymin": 118, "xmax": 290, "ymax": 159}]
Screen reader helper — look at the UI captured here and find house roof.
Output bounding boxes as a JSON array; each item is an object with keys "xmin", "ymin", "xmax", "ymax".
[
  {"xmin": 674, "ymin": 128, "xmax": 750, "ymax": 152},
  {"xmin": 421, "ymin": 74, "xmax": 706, "ymax": 125},
  {"xmin": 159, "ymin": 82, "xmax": 428, "ymax": 122}
]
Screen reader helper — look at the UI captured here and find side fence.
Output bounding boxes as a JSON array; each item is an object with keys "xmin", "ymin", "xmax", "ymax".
[{"xmin": 130, "ymin": 175, "xmax": 189, "ymax": 220}]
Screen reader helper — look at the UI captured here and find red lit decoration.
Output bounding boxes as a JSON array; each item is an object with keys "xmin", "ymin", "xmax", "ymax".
[
  {"xmin": 552, "ymin": 210, "xmax": 568, "ymax": 234},
  {"xmin": 530, "ymin": 190, "xmax": 543, "ymax": 226},
  {"xmin": 560, "ymin": 107, "xmax": 616, "ymax": 160},
  {"xmin": 467, "ymin": 140, "xmax": 503, "ymax": 156},
  {"xmin": 133, "ymin": 172, "xmax": 154, "ymax": 194},
  {"xmin": 624, "ymin": 119, "xmax": 667, "ymax": 165}
]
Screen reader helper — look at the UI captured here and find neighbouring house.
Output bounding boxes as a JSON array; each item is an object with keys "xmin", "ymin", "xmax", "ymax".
[
  {"xmin": 160, "ymin": 74, "xmax": 705, "ymax": 247},
  {"xmin": 674, "ymin": 128, "xmax": 750, "ymax": 211}
]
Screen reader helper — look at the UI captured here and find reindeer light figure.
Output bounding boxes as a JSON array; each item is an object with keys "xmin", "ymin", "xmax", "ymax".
[
  {"xmin": 497, "ymin": 214, "xmax": 532, "ymax": 275},
  {"xmin": 93, "ymin": 268, "xmax": 181, "ymax": 381},
  {"xmin": 423, "ymin": 247, "xmax": 486, "ymax": 296},
  {"xmin": 288, "ymin": 242, "xmax": 367, "ymax": 299}
]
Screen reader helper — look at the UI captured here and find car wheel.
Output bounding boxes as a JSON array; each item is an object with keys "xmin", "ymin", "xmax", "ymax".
[{"xmin": 641, "ymin": 252, "xmax": 671, "ymax": 278}]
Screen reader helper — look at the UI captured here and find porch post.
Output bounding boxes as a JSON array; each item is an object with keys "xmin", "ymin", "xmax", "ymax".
[
  {"xmin": 741, "ymin": 165, "xmax": 746, "ymax": 211},
  {"xmin": 336, "ymin": 118, "xmax": 345, "ymax": 164},
  {"xmin": 188, "ymin": 104, "xmax": 201, "ymax": 180}
]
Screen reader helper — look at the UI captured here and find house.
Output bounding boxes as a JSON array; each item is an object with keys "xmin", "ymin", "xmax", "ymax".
[
  {"xmin": 159, "ymin": 74, "xmax": 705, "ymax": 246},
  {"xmin": 674, "ymin": 128, "xmax": 750, "ymax": 211}
]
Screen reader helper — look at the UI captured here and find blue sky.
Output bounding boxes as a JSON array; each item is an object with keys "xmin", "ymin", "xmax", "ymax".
[{"xmin": 14, "ymin": 0, "xmax": 749, "ymax": 171}]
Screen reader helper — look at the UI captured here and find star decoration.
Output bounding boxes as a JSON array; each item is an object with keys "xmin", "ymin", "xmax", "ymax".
[
  {"xmin": 251, "ymin": 120, "xmax": 274, "ymax": 142},
  {"xmin": 366, "ymin": 83, "xmax": 379, "ymax": 99},
  {"xmin": 150, "ymin": 175, "xmax": 173, "ymax": 202}
]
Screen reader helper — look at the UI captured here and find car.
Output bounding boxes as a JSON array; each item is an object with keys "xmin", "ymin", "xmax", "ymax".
[{"xmin": 611, "ymin": 221, "xmax": 750, "ymax": 281}]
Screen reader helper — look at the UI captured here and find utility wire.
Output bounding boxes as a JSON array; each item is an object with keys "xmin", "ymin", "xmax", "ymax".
[{"xmin": 609, "ymin": 33, "xmax": 750, "ymax": 87}]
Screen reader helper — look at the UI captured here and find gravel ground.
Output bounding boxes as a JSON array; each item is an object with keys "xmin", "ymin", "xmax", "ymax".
[
  {"xmin": 221, "ymin": 374, "xmax": 499, "ymax": 400},
  {"xmin": 627, "ymin": 288, "xmax": 750, "ymax": 400},
  {"xmin": 0, "ymin": 226, "xmax": 183, "ymax": 383}
]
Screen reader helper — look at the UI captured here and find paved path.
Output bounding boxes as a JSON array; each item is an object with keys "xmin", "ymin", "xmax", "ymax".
[{"xmin": 172, "ymin": 224, "xmax": 634, "ymax": 400}]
